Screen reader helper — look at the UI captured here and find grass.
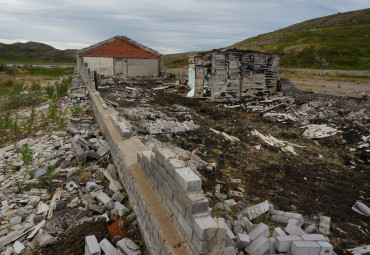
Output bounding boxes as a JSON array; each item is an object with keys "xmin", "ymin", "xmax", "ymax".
[
  {"xmin": 279, "ymin": 72, "xmax": 370, "ymax": 83},
  {"xmin": 232, "ymin": 22, "xmax": 370, "ymax": 70},
  {"xmin": 163, "ymin": 52, "xmax": 193, "ymax": 69},
  {"xmin": 0, "ymin": 60, "xmax": 76, "ymax": 66}
]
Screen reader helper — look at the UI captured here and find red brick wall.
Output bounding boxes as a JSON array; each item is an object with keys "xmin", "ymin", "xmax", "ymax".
[{"xmin": 85, "ymin": 39, "xmax": 161, "ymax": 60}]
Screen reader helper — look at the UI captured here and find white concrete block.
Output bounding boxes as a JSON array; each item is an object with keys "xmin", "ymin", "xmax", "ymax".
[
  {"xmin": 96, "ymin": 191, "xmax": 111, "ymax": 204},
  {"xmin": 85, "ymin": 235, "xmax": 101, "ymax": 255},
  {"xmin": 244, "ymin": 200, "xmax": 269, "ymax": 220},
  {"xmin": 236, "ymin": 233, "xmax": 250, "ymax": 250},
  {"xmin": 248, "ymin": 223, "xmax": 269, "ymax": 241},
  {"xmin": 174, "ymin": 167, "xmax": 202, "ymax": 192},
  {"xmin": 245, "ymin": 235, "xmax": 269, "ymax": 255},
  {"xmin": 99, "ymin": 238, "xmax": 119, "ymax": 255},
  {"xmin": 318, "ymin": 241, "xmax": 333, "ymax": 255},
  {"xmin": 291, "ymin": 241, "xmax": 320, "ymax": 255},
  {"xmin": 275, "ymin": 235, "xmax": 302, "ymax": 253}
]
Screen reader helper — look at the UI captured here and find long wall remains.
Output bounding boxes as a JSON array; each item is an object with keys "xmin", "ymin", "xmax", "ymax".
[{"xmin": 80, "ymin": 66, "xmax": 226, "ymax": 254}]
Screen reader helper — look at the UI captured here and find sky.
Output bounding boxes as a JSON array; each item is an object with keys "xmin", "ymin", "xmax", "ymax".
[{"xmin": 0, "ymin": 0, "xmax": 368, "ymax": 54}]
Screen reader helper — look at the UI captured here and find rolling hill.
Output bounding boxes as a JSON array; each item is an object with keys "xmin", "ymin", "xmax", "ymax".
[
  {"xmin": 164, "ymin": 8, "xmax": 370, "ymax": 70},
  {"xmin": 0, "ymin": 41, "xmax": 76, "ymax": 64},
  {"xmin": 232, "ymin": 8, "xmax": 370, "ymax": 70}
]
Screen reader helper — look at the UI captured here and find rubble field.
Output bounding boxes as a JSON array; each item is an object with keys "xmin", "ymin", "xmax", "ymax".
[
  {"xmin": 99, "ymin": 75, "xmax": 369, "ymax": 253},
  {"xmin": 0, "ymin": 74, "xmax": 143, "ymax": 255}
]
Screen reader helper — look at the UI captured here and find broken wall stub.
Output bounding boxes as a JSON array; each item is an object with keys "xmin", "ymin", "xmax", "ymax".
[{"xmin": 190, "ymin": 49, "xmax": 279, "ymax": 101}]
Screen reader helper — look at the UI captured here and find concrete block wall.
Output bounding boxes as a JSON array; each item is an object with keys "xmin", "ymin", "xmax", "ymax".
[
  {"xmin": 80, "ymin": 71, "xmax": 193, "ymax": 255},
  {"xmin": 137, "ymin": 147, "xmax": 226, "ymax": 255}
]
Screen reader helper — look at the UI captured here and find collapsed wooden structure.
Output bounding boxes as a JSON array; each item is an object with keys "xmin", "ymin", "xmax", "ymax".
[{"xmin": 189, "ymin": 48, "xmax": 279, "ymax": 101}]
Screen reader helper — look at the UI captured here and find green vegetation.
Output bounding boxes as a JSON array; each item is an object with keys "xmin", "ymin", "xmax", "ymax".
[
  {"xmin": 232, "ymin": 8, "xmax": 370, "ymax": 70},
  {"xmin": 55, "ymin": 76, "xmax": 72, "ymax": 97},
  {"xmin": 0, "ymin": 41, "xmax": 76, "ymax": 63},
  {"xmin": 25, "ymin": 67, "xmax": 74, "ymax": 76},
  {"xmin": 36, "ymin": 165, "xmax": 55, "ymax": 186},
  {"xmin": 163, "ymin": 52, "xmax": 193, "ymax": 68},
  {"xmin": 21, "ymin": 144, "xmax": 34, "ymax": 169},
  {"xmin": 71, "ymin": 103, "xmax": 82, "ymax": 115},
  {"xmin": 45, "ymin": 84, "xmax": 56, "ymax": 98}
]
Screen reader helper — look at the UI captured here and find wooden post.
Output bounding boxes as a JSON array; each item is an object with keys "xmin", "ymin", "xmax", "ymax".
[{"xmin": 94, "ymin": 71, "xmax": 98, "ymax": 91}]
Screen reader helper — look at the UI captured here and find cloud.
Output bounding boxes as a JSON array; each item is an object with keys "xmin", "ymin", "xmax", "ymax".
[{"xmin": 0, "ymin": 0, "xmax": 368, "ymax": 53}]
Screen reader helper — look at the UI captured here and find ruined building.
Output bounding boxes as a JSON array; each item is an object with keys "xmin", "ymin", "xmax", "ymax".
[
  {"xmin": 188, "ymin": 48, "xmax": 279, "ymax": 101},
  {"xmin": 77, "ymin": 36, "xmax": 163, "ymax": 77}
]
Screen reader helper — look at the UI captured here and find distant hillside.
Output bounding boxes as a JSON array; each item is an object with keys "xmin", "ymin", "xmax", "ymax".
[
  {"xmin": 232, "ymin": 8, "xmax": 370, "ymax": 70},
  {"xmin": 0, "ymin": 41, "xmax": 77, "ymax": 64},
  {"xmin": 163, "ymin": 52, "xmax": 194, "ymax": 69}
]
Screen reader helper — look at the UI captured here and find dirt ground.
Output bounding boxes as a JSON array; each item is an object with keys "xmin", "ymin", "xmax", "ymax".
[
  {"xmin": 100, "ymin": 76, "xmax": 369, "ymax": 254},
  {"xmin": 279, "ymin": 68, "xmax": 370, "ymax": 98},
  {"xmin": 39, "ymin": 219, "xmax": 110, "ymax": 255}
]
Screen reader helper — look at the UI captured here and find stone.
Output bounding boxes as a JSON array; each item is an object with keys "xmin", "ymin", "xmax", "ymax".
[
  {"xmin": 99, "ymin": 238, "xmax": 119, "ymax": 255},
  {"xmin": 65, "ymin": 181, "xmax": 78, "ymax": 191},
  {"xmin": 70, "ymin": 137, "xmax": 86, "ymax": 162},
  {"xmin": 96, "ymin": 192, "xmax": 111, "ymax": 205},
  {"xmin": 228, "ymin": 190, "xmax": 243, "ymax": 198},
  {"xmin": 112, "ymin": 191, "xmax": 125, "ymax": 202},
  {"xmin": 87, "ymin": 150, "xmax": 101, "ymax": 160},
  {"xmin": 174, "ymin": 167, "xmax": 202, "ymax": 192},
  {"xmin": 76, "ymin": 136, "xmax": 89, "ymax": 149},
  {"xmin": 37, "ymin": 232, "xmax": 55, "ymax": 247},
  {"xmin": 224, "ymin": 246, "xmax": 237, "ymax": 255},
  {"xmin": 13, "ymin": 241, "xmax": 25, "ymax": 254},
  {"xmin": 235, "ymin": 233, "xmax": 250, "ymax": 250},
  {"xmin": 10, "ymin": 216, "xmax": 22, "ymax": 225},
  {"xmin": 319, "ymin": 216, "xmax": 331, "ymax": 235},
  {"xmin": 54, "ymin": 141, "xmax": 62, "ymax": 149},
  {"xmin": 37, "ymin": 201, "xmax": 49, "ymax": 214},
  {"xmin": 34, "ymin": 168, "xmax": 47, "ymax": 179},
  {"xmin": 291, "ymin": 241, "xmax": 320, "ymax": 255},
  {"xmin": 67, "ymin": 126, "xmax": 79, "ymax": 135},
  {"xmin": 86, "ymin": 182, "xmax": 98, "ymax": 192},
  {"xmin": 116, "ymin": 238, "xmax": 141, "ymax": 255},
  {"xmin": 318, "ymin": 241, "xmax": 333, "ymax": 255},
  {"xmin": 248, "ymin": 223, "xmax": 269, "ymax": 241},
  {"xmin": 85, "ymin": 235, "xmax": 101, "ymax": 255},
  {"xmin": 245, "ymin": 236, "xmax": 269, "ymax": 255}
]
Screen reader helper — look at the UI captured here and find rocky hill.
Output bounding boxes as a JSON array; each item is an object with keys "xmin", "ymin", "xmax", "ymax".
[{"xmin": 0, "ymin": 41, "xmax": 76, "ymax": 63}]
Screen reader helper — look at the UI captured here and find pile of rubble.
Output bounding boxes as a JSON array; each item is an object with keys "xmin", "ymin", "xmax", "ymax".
[
  {"xmin": 0, "ymin": 74, "xmax": 141, "ymax": 254},
  {"xmin": 210, "ymin": 186, "xmax": 335, "ymax": 255}
]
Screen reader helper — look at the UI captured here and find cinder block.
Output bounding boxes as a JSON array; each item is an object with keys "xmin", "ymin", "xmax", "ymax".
[
  {"xmin": 85, "ymin": 235, "xmax": 101, "ymax": 255},
  {"xmin": 178, "ymin": 213, "xmax": 193, "ymax": 239},
  {"xmin": 178, "ymin": 190, "xmax": 209, "ymax": 214},
  {"xmin": 99, "ymin": 238, "xmax": 119, "ymax": 255},
  {"xmin": 116, "ymin": 238, "xmax": 141, "ymax": 255},
  {"xmin": 86, "ymin": 182, "xmax": 98, "ymax": 191},
  {"xmin": 236, "ymin": 233, "xmax": 250, "ymax": 250},
  {"xmin": 291, "ymin": 241, "xmax": 320, "ymax": 255},
  {"xmin": 164, "ymin": 157, "xmax": 186, "ymax": 177},
  {"xmin": 275, "ymin": 235, "xmax": 302, "ymax": 253},
  {"xmin": 272, "ymin": 227, "xmax": 286, "ymax": 237},
  {"xmin": 301, "ymin": 234, "xmax": 328, "ymax": 242},
  {"xmin": 174, "ymin": 167, "xmax": 202, "ymax": 192},
  {"xmin": 193, "ymin": 216, "xmax": 219, "ymax": 241},
  {"xmin": 96, "ymin": 191, "xmax": 111, "ymax": 204},
  {"xmin": 240, "ymin": 217, "xmax": 254, "ymax": 232},
  {"xmin": 243, "ymin": 201, "xmax": 269, "ymax": 220},
  {"xmin": 268, "ymin": 237, "xmax": 276, "ymax": 255},
  {"xmin": 318, "ymin": 241, "xmax": 333, "ymax": 255},
  {"xmin": 245, "ymin": 235, "xmax": 269, "ymax": 255},
  {"xmin": 285, "ymin": 221, "xmax": 307, "ymax": 235},
  {"xmin": 248, "ymin": 223, "xmax": 269, "ymax": 241},
  {"xmin": 114, "ymin": 201, "xmax": 128, "ymax": 216}
]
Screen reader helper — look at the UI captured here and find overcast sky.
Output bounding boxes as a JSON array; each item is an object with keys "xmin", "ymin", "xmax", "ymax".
[{"xmin": 0, "ymin": 0, "xmax": 368, "ymax": 54}]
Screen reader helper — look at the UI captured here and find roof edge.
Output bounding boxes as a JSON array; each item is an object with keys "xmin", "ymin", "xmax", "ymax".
[{"xmin": 77, "ymin": 36, "xmax": 162, "ymax": 57}]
